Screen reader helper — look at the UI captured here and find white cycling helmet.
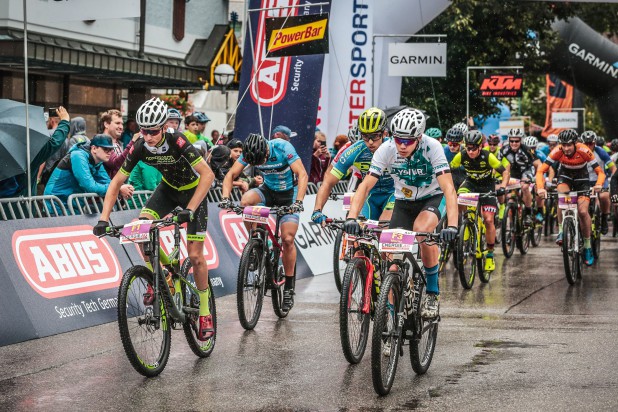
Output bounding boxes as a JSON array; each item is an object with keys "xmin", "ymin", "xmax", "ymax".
[
  {"xmin": 523, "ymin": 135, "xmax": 538, "ymax": 148},
  {"xmin": 390, "ymin": 108, "xmax": 426, "ymax": 139},
  {"xmin": 547, "ymin": 134, "xmax": 559, "ymax": 143},
  {"xmin": 136, "ymin": 97, "xmax": 169, "ymax": 129},
  {"xmin": 347, "ymin": 125, "xmax": 360, "ymax": 143},
  {"xmin": 508, "ymin": 128, "xmax": 525, "ymax": 138},
  {"xmin": 451, "ymin": 122, "xmax": 469, "ymax": 135}
]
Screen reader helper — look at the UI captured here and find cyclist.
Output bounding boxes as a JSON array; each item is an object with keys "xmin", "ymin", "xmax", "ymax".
[
  {"xmin": 219, "ymin": 133, "xmax": 308, "ymax": 312},
  {"xmin": 312, "ymin": 108, "xmax": 395, "ymax": 225},
  {"xmin": 610, "ymin": 139, "xmax": 618, "ymax": 164},
  {"xmin": 523, "ymin": 135, "xmax": 547, "ymax": 223},
  {"xmin": 165, "ymin": 108, "xmax": 182, "ymax": 132},
  {"xmin": 425, "ymin": 127, "xmax": 444, "ymax": 146},
  {"xmin": 500, "ymin": 129, "xmax": 537, "ymax": 225},
  {"xmin": 451, "ymin": 130, "xmax": 509, "ymax": 272},
  {"xmin": 596, "ymin": 136, "xmax": 611, "ymax": 154},
  {"xmin": 581, "ymin": 130, "xmax": 616, "ymax": 234},
  {"xmin": 343, "ymin": 108, "xmax": 459, "ymax": 319},
  {"xmin": 93, "ymin": 97, "xmax": 216, "ymax": 339},
  {"xmin": 444, "ymin": 123, "xmax": 467, "ymax": 190},
  {"xmin": 536, "ymin": 129, "xmax": 605, "ymax": 266}
]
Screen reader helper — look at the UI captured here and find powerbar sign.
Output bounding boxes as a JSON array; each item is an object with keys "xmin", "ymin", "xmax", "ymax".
[
  {"xmin": 479, "ymin": 74, "xmax": 523, "ymax": 97},
  {"xmin": 388, "ymin": 43, "xmax": 447, "ymax": 77},
  {"xmin": 551, "ymin": 112, "xmax": 578, "ymax": 129},
  {"xmin": 266, "ymin": 14, "xmax": 329, "ymax": 57}
]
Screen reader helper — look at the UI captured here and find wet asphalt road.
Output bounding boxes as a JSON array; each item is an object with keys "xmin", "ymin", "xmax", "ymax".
[{"xmin": 1, "ymin": 237, "xmax": 617, "ymax": 411}]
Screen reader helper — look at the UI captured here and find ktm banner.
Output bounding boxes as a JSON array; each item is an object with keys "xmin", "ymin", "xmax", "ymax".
[
  {"xmin": 479, "ymin": 74, "xmax": 523, "ymax": 97},
  {"xmin": 266, "ymin": 13, "xmax": 329, "ymax": 57}
]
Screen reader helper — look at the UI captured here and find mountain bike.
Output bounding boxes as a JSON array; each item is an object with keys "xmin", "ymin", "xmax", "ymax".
[
  {"xmin": 589, "ymin": 192, "xmax": 602, "ymax": 260},
  {"xmin": 501, "ymin": 179, "xmax": 532, "ymax": 257},
  {"xmin": 332, "ymin": 192, "xmax": 353, "ymax": 293},
  {"xmin": 544, "ymin": 184, "xmax": 558, "ymax": 236},
  {"xmin": 226, "ymin": 204, "xmax": 295, "ymax": 330},
  {"xmin": 331, "ymin": 218, "xmax": 389, "ymax": 364},
  {"xmin": 370, "ymin": 229, "xmax": 442, "ymax": 396},
  {"xmin": 530, "ymin": 184, "xmax": 543, "ymax": 247},
  {"xmin": 456, "ymin": 192, "xmax": 494, "ymax": 288},
  {"xmin": 437, "ymin": 213, "xmax": 456, "ymax": 277},
  {"xmin": 103, "ymin": 208, "xmax": 216, "ymax": 377},
  {"xmin": 559, "ymin": 191, "xmax": 588, "ymax": 284}
]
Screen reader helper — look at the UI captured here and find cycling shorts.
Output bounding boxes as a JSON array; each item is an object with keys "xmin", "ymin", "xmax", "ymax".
[
  {"xmin": 142, "ymin": 182, "xmax": 208, "ymax": 241},
  {"xmin": 249, "ymin": 184, "xmax": 299, "ymax": 225},
  {"xmin": 360, "ymin": 191, "xmax": 395, "ymax": 220},
  {"xmin": 458, "ymin": 179, "xmax": 498, "ymax": 214},
  {"xmin": 557, "ymin": 175, "xmax": 590, "ymax": 196},
  {"xmin": 389, "ymin": 194, "xmax": 445, "ymax": 230}
]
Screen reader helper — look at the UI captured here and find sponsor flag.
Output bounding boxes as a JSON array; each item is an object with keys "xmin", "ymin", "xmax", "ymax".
[
  {"xmin": 541, "ymin": 74, "xmax": 584, "ymax": 137},
  {"xmin": 235, "ymin": 0, "xmax": 331, "ymax": 173},
  {"xmin": 479, "ymin": 74, "xmax": 523, "ymax": 97},
  {"xmin": 266, "ymin": 13, "xmax": 329, "ymax": 57}
]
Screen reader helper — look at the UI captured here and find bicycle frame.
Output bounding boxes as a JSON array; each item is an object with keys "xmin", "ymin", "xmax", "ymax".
[{"xmin": 248, "ymin": 215, "xmax": 286, "ymax": 288}]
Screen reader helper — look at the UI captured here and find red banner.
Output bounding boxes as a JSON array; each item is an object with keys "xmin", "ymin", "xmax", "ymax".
[{"xmin": 542, "ymin": 74, "xmax": 574, "ymax": 137}]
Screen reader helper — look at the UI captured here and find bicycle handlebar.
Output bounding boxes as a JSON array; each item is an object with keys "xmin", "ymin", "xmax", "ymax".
[{"xmin": 103, "ymin": 207, "xmax": 183, "ymax": 238}]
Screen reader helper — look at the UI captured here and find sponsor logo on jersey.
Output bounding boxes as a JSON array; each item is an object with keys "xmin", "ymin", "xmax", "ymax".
[
  {"xmin": 12, "ymin": 226, "xmax": 121, "ymax": 299},
  {"xmin": 287, "ymin": 153, "xmax": 294, "ymax": 160},
  {"xmin": 176, "ymin": 137, "xmax": 186, "ymax": 148}
]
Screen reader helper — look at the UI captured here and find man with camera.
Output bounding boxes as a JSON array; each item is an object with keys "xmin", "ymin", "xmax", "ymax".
[{"xmin": 310, "ymin": 130, "xmax": 331, "ymax": 184}]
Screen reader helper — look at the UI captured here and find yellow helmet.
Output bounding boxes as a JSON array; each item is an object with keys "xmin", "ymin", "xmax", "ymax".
[{"xmin": 357, "ymin": 107, "xmax": 387, "ymax": 134}]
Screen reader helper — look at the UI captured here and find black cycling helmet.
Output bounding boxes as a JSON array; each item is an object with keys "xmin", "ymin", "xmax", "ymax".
[
  {"xmin": 580, "ymin": 130, "xmax": 597, "ymax": 144},
  {"xmin": 610, "ymin": 138, "xmax": 618, "ymax": 152},
  {"xmin": 445, "ymin": 127, "xmax": 465, "ymax": 143},
  {"xmin": 242, "ymin": 133, "xmax": 268, "ymax": 165},
  {"xmin": 558, "ymin": 129, "xmax": 578, "ymax": 145},
  {"xmin": 488, "ymin": 134, "xmax": 501, "ymax": 145},
  {"xmin": 226, "ymin": 138, "xmax": 243, "ymax": 150},
  {"xmin": 463, "ymin": 130, "xmax": 483, "ymax": 146},
  {"xmin": 596, "ymin": 136, "xmax": 606, "ymax": 146}
]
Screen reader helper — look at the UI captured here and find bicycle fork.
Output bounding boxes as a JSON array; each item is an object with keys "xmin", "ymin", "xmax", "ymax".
[{"xmin": 356, "ymin": 256, "xmax": 375, "ymax": 314}]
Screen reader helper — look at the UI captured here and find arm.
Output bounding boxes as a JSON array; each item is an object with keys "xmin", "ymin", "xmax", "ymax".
[
  {"xmin": 186, "ymin": 160, "xmax": 214, "ymax": 212},
  {"xmin": 488, "ymin": 153, "xmax": 508, "ymax": 188},
  {"xmin": 348, "ymin": 175, "xmax": 378, "ymax": 219},
  {"xmin": 290, "ymin": 158, "xmax": 308, "ymax": 201},
  {"xmin": 99, "ymin": 172, "xmax": 129, "ymax": 221},
  {"xmin": 221, "ymin": 160, "xmax": 246, "ymax": 198},
  {"xmin": 104, "ymin": 140, "xmax": 134, "ymax": 170},
  {"xmin": 31, "ymin": 109, "xmax": 70, "ymax": 169},
  {"xmin": 436, "ymin": 172, "xmax": 458, "ymax": 227},
  {"xmin": 313, "ymin": 171, "xmax": 340, "ymax": 212}
]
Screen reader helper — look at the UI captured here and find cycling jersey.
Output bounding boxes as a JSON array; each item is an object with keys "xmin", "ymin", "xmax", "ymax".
[
  {"xmin": 331, "ymin": 139, "xmax": 395, "ymax": 194},
  {"xmin": 532, "ymin": 148, "xmax": 547, "ymax": 163},
  {"xmin": 369, "ymin": 137, "xmax": 449, "ymax": 201},
  {"xmin": 120, "ymin": 132, "xmax": 203, "ymax": 191},
  {"xmin": 536, "ymin": 143, "xmax": 605, "ymax": 189},
  {"xmin": 450, "ymin": 150, "xmax": 506, "ymax": 184},
  {"xmin": 588, "ymin": 145, "xmax": 614, "ymax": 186},
  {"xmin": 238, "ymin": 138, "xmax": 299, "ymax": 192},
  {"xmin": 500, "ymin": 146, "xmax": 535, "ymax": 180},
  {"xmin": 483, "ymin": 145, "xmax": 509, "ymax": 181}
]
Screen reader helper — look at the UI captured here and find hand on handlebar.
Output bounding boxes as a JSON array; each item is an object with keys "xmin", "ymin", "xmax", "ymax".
[
  {"xmin": 290, "ymin": 200, "xmax": 304, "ymax": 214},
  {"xmin": 218, "ymin": 197, "xmax": 233, "ymax": 210},
  {"xmin": 177, "ymin": 209, "xmax": 194, "ymax": 224},
  {"xmin": 343, "ymin": 218, "xmax": 360, "ymax": 236},
  {"xmin": 440, "ymin": 226, "xmax": 458, "ymax": 242},
  {"xmin": 496, "ymin": 187, "xmax": 506, "ymax": 197},
  {"xmin": 93, "ymin": 220, "xmax": 109, "ymax": 236},
  {"xmin": 311, "ymin": 209, "xmax": 328, "ymax": 225}
]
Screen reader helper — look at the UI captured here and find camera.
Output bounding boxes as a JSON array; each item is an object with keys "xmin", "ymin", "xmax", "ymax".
[{"xmin": 48, "ymin": 108, "xmax": 58, "ymax": 117}]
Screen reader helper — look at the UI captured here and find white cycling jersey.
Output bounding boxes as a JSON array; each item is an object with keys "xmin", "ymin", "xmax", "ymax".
[{"xmin": 369, "ymin": 136, "xmax": 450, "ymax": 201}]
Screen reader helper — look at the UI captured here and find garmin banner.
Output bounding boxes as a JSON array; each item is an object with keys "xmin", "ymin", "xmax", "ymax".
[
  {"xmin": 388, "ymin": 42, "xmax": 447, "ymax": 77},
  {"xmin": 265, "ymin": 13, "xmax": 329, "ymax": 57},
  {"xmin": 235, "ymin": 0, "xmax": 331, "ymax": 173}
]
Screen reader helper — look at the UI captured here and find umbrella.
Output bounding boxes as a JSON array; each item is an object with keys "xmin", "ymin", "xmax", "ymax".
[{"xmin": 0, "ymin": 99, "xmax": 50, "ymax": 180}]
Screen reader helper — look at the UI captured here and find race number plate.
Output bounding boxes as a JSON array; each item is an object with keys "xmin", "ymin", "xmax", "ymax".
[
  {"xmin": 342, "ymin": 192, "xmax": 354, "ymax": 211},
  {"xmin": 242, "ymin": 206, "xmax": 270, "ymax": 223},
  {"xmin": 558, "ymin": 192, "xmax": 578, "ymax": 210},
  {"xmin": 360, "ymin": 219, "xmax": 380, "ymax": 229},
  {"xmin": 120, "ymin": 220, "xmax": 152, "ymax": 244},
  {"xmin": 506, "ymin": 178, "xmax": 521, "ymax": 190},
  {"xmin": 457, "ymin": 193, "xmax": 479, "ymax": 207},
  {"xmin": 379, "ymin": 229, "xmax": 416, "ymax": 253}
]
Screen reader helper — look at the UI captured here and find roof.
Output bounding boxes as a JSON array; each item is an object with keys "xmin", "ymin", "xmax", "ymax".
[{"xmin": 185, "ymin": 24, "xmax": 230, "ymax": 69}]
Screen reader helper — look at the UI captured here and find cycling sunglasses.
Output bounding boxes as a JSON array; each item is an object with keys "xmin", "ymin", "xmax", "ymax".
[
  {"xmin": 361, "ymin": 132, "xmax": 383, "ymax": 142},
  {"xmin": 447, "ymin": 141, "xmax": 460, "ymax": 147},
  {"xmin": 394, "ymin": 136, "xmax": 418, "ymax": 146},
  {"xmin": 141, "ymin": 128, "xmax": 163, "ymax": 136},
  {"xmin": 509, "ymin": 139, "xmax": 521, "ymax": 143},
  {"xmin": 466, "ymin": 145, "xmax": 480, "ymax": 151}
]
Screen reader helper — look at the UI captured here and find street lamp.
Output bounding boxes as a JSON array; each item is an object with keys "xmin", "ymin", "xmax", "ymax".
[{"xmin": 213, "ymin": 63, "xmax": 235, "ymax": 112}]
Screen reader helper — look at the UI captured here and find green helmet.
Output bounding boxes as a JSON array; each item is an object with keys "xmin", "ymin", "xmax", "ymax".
[{"xmin": 425, "ymin": 128, "xmax": 442, "ymax": 139}]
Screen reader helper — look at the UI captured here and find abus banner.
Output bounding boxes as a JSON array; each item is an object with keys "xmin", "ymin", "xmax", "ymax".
[
  {"xmin": 266, "ymin": 13, "xmax": 329, "ymax": 57},
  {"xmin": 479, "ymin": 74, "xmax": 523, "ymax": 97},
  {"xmin": 388, "ymin": 43, "xmax": 447, "ymax": 77},
  {"xmin": 235, "ymin": 0, "xmax": 331, "ymax": 173}
]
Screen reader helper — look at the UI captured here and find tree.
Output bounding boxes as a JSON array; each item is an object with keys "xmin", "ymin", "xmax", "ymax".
[{"xmin": 400, "ymin": 0, "xmax": 618, "ymax": 133}]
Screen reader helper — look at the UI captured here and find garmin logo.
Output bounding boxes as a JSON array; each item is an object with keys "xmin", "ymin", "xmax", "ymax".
[
  {"xmin": 568, "ymin": 43, "xmax": 618, "ymax": 78},
  {"xmin": 390, "ymin": 55, "xmax": 444, "ymax": 65}
]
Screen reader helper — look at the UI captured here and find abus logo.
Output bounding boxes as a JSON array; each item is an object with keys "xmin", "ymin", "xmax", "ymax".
[
  {"xmin": 219, "ymin": 210, "xmax": 275, "ymax": 256},
  {"xmin": 250, "ymin": 0, "xmax": 296, "ymax": 105},
  {"xmin": 12, "ymin": 226, "xmax": 121, "ymax": 299},
  {"xmin": 158, "ymin": 225, "xmax": 219, "ymax": 269},
  {"xmin": 479, "ymin": 75, "xmax": 523, "ymax": 97}
]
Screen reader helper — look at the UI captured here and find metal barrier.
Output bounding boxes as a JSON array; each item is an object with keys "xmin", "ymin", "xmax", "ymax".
[
  {"xmin": 306, "ymin": 182, "xmax": 319, "ymax": 195},
  {"xmin": 332, "ymin": 180, "xmax": 349, "ymax": 195},
  {"xmin": 67, "ymin": 190, "xmax": 155, "ymax": 215},
  {"xmin": 0, "ymin": 195, "xmax": 69, "ymax": 220},
  {"xmin": 206, "ymin": 187, "xmax": 223, "ymax": 203}
]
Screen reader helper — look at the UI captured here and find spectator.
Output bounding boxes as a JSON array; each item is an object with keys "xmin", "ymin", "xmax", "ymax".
[
  {"xmin": 227, "ymin": 138, "xmax": 243, "ymax": 161},
  {"xmin": 209, "ymin": 145, "xmax": 233, "ymax": 184},
  {"xmin": 183, "ymin": 115, "xmax": 200, "ymax": 143},
  {"xmin": 128, "ymin": 162, "xmax": 162, "ymax": 191},
  {"xmin": 271, "ymin": 125, "xmax": 296, "ymax": 142},
  {"xmin": 46, "ymin": 109, "xmax": 61, "ymax": 134},
  {"xmin": 44, "ymin": 134, "xmax": 134, "ymax": 209},
  {"xmin": 329, "ymin": 133, "xmax": 349, "ymax": 158},
  {"xmin": 212, "ymin": 129, "xmax": 223, "ymax": 145},
  {"xmin": 0, "ymin": 106, "xmax": 70, "ymax": 198},
  {"xmin": 194, "ymin": 112, "xmax": 214, "ymax": 147},
  {"xmin": 100, "ymin": 109, "xmax": 140, "ymax": 179},
  {"xmin": 165, "ymin": 108, "xmax": 182, "ymax": 133},
  {"xmin": 120, "ymin": 119, "xmax": 138, "ymax": 148},
  {"xmin": 227, "ymin": 138, "xmax": 263, "ymax": 188},
  {"xmin": 310, "ymin": 131, "xmax": 331, "ymax": 184}
]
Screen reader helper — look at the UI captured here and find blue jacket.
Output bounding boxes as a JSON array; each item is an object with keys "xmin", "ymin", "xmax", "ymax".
[{"xmin": 44, "ymin": 142, "xmax": 111, "ymax": 207}]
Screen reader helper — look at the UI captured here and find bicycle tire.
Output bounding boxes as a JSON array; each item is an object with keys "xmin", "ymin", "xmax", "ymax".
[
  {"xmin": 562, "ymin": 219, "xmax": 578, "ymax": 285},
  {"xmin": 501, "ymin": 203, "xmax": 516, "ymax": 258},
  {"xmin": 515, "ymin": 208, "xmax": 530, "ymax": 255},
  {"xmin": 180, "ymin": 259, "xmax": 216, "ymax": 358},
  {"xmin": 592, "ymin": 207, "xmax": 601, "ymax": 260},
  {"xmin": 530, "ymin": 216, "xmax": 542, "ymax": 247},
  {"xmin": 371, "ymin": 272, "xmax": 402, "ymax": 396},
  {"xmin": 456, "ymin": 222, "xmax": 477, "ymax": 289},
  {"xmin": 409, "ymin": 281, "xmax": 438, "ymax": 374},
  {"xmin": 271, "ymin": 263, "xmax": 294, "ymax": 318},
  {"xmin": 237, "ymin": 239, "xmax": 266, "ymax": 330},
  {"xmin": 339, "ymin": 257, "xmax": 371, "ymax": 364},
  {"xmin": 333, "ymin": 228, "xmax": 345, "ymax": 293},
  {"xmin": 477, "ymin": 224, "xmax": 491, "ymax": 283},
  {"xmin": 117, "ymin": 265, "xmax": 171, "ymax": 377},
  {"xmin": 494, "ymin": 214, "xmax": 502, "ymax": 245}
]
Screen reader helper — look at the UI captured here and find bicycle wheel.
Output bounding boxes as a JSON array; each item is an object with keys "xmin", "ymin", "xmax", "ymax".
[
  {"xmin": 494, "ymin": 214, "xmax": 502, "ymax": 245},
  {"xmin": 332, "ymin": 228, "xmax": 346, "ymax": 293},
  {"xmin": 371, "ymin": 272, "xmax": 402, "ymax": 396},
  {"xmin": 409, "ymin": 281, "xmax": 438, "ymax": 374},
  {"xmin": 530, "ymin": 218, "xmax": 542, "ymax": 247},
  {"xmin": 237, "ymin": 239, "xmax": 266, "ymax": 330},
  {"xmin": 271, "ymin": 263, "xmax": 294, "ymax": 318},
  {"xmin": 438, "ymin": 243, "xmax": 452, "ymax": 277},
  {"xmin": 501, "ymin": 203, "xmax": 516, "ymax": 258},
  {"xmin": 340, "ymin": 257, "xmax": 371, "ymax": 364},
  {"xmin": 562, "ymin": 219, "xmax": 578, "ymax": 285},
  {"xmin": 180, "ymin": 259, "xmax": 216, "ymax": 358},
  {"xmin": 117, "ymin": 265, "xmax": 171, "ymax": 377},
  {"xmin": 456, "ymin": 222, "xmax": 477, "ymax": 289},
  {"xmin": 477, "ymin": 225, "xmax": 491, "ymax": 283},
  {"xmin": 515, "ymin": 208, "xmax": 530, "ymax": 255},
  {"xmin": 592, "ymin": 208, "xmax": 601, "ymax": 260}
]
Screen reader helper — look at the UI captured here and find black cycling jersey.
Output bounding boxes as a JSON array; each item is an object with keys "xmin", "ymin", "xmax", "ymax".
[
  {"xmin": 500, "ymin": 146, "xmax": 535, "ymax": 180},
  {"xmin": 450, "ymin": 150, "xmax": 505, "ymax": 184},
  {"xmin": 119, "ymin": 132, "xmax": 203, "ymax": 191}
]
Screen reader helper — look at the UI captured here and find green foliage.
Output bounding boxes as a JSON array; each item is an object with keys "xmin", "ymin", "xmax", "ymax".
[{"xmin": 401, "ymin": 0, "xmax": 618, "ymax": 132}]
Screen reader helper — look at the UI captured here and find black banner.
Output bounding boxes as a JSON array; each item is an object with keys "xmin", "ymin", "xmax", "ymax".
[
  {"xmin": 265, "ymin": 13, "xmax": 329, "ymax": 57},
  {"xmin": 479, "ymin": 73, "xmax": 523, "ymax": 97}
]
